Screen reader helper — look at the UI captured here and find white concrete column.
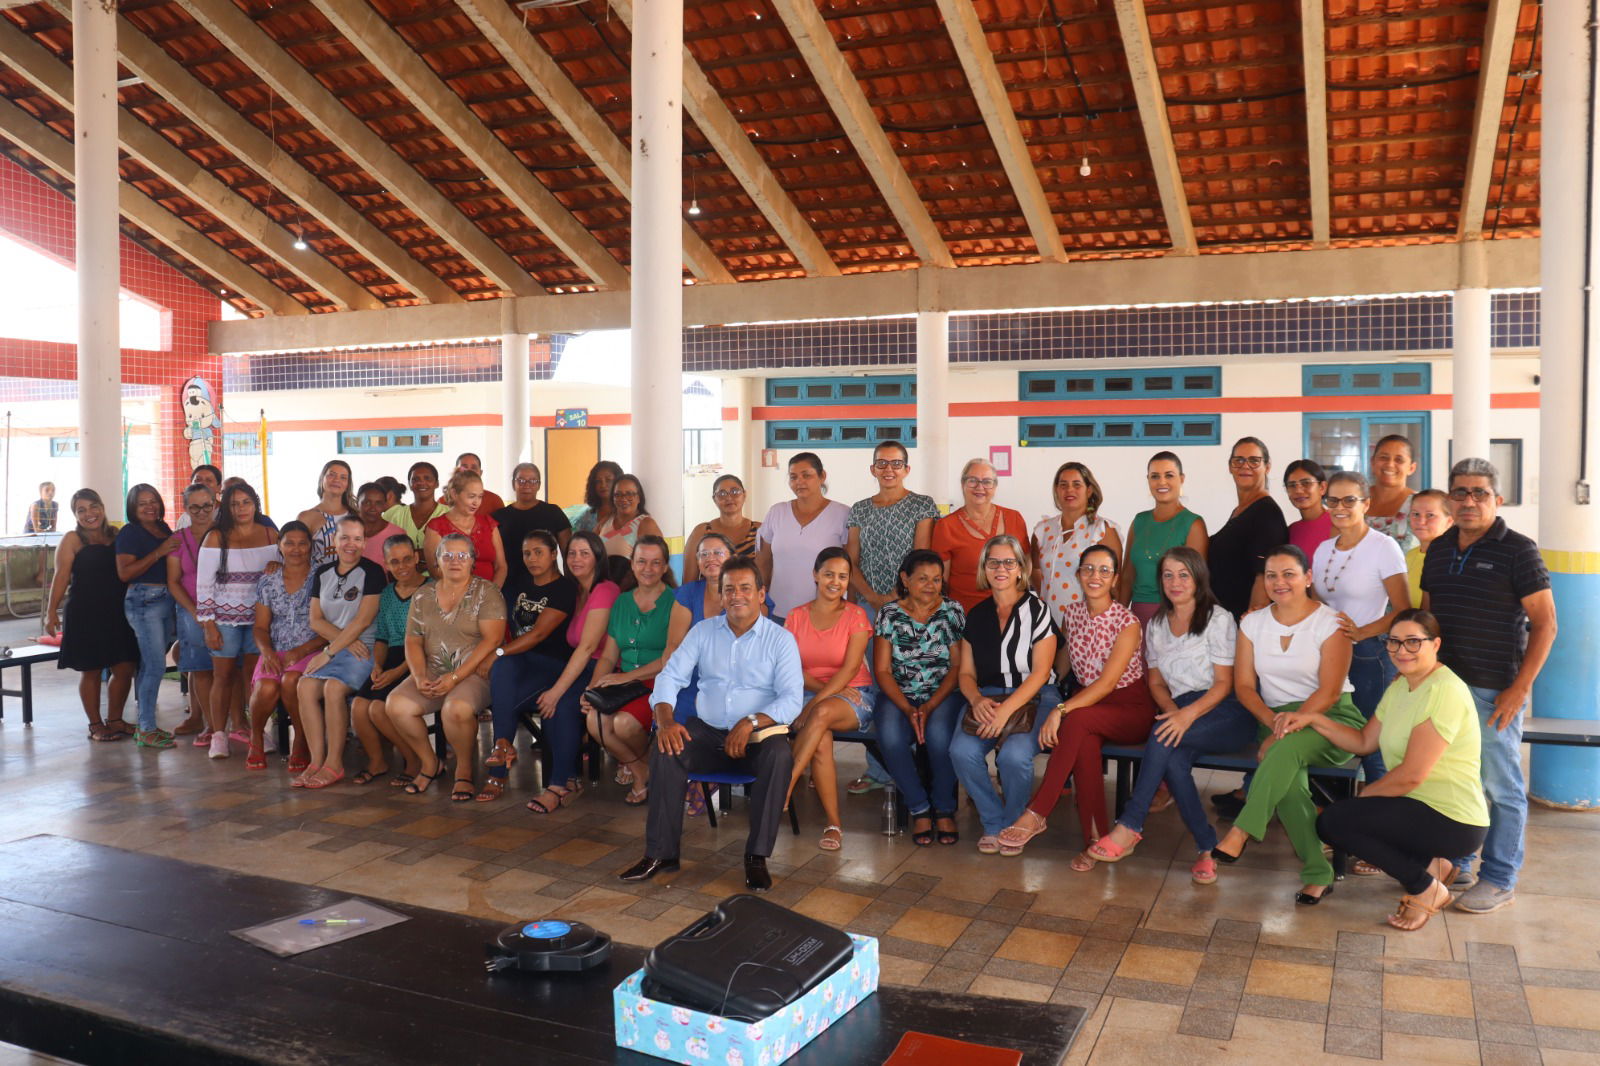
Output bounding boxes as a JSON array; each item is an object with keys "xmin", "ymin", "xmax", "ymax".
[
  {"xmin": 500, "ymin": 331, "xmax": 529, "ymax": 484},
  {"xmin": 74, "ymin": 0, "xmax": 121, "ymax": 516},
  {"xmin": 916, "ymin": 310, "xmax": 951, "ymax": 510},
  {"xmin": 1531, "ymin": 0, "xmax": 1600, "ymax": 808},
  {"xmin": 1451, "ymin": 240, "xmax": 1492, "ymax": 467},
  {"xmin": 630, "ymin": 0, "xmax": 684, "ymax": 541}
]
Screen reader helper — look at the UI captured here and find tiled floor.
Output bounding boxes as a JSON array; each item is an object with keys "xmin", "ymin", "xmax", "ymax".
[{"xmin": 3, "ymin": 620, "xmax": 1599, "ymax": 1064}]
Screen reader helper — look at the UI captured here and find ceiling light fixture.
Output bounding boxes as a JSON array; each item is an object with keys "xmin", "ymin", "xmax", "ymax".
[
  {"xmin": 292, "ymin": 226, "xmax": 308, "ymax": 251},
  {"xmin": 687, "ymin": 199, "xmax": 701, "ymax": 216},
  {"xmin": 1079, "ymin": 156, "xmax": 1092, "ymax": 178}
]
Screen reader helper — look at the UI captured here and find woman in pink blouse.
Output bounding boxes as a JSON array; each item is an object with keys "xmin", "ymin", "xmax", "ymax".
[
  {"xmin": 783, "ymin": 547, "xmax": 876, "ymax": 852},
  {"xmin": 999, "ymin": 543, "xmax": 1156, "ymax": 864}
]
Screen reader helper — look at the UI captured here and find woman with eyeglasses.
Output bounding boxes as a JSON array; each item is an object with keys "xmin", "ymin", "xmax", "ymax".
[
  {"xmin": 756, "ymin": 453, "xmax": 852, "ymax": 618},
  {"xmin": 44, "ymin": 489, "xmax": 140, "ymax": 742},
  {"xmin": 383, "ymin": 461, "xmax": 448, "ymax": 554},
  {"xmin": 931, "ymin": 459, "xmax": 1029, "ymax": 614},
  {"xmin": 1367, "ymin": 434, "xmax": 1419, "ymax": 550},
  {"xmin": 846, "ymin": 441, "xmax": 939, "ymax": 616},
  {"xmin": 114, "ymin": 483, "xmax": 180, "ymax": 748},
  {"xmin": 1119, "ymin": 451, "xmax": 1207, "ymax": 626},
  {"xmin": 581, "ymin": 536, "xmax": 691, "ymax": 806},
  {"xmin": 384, "ymin": 532, "xmax": 507, "ymax": 797},
  {"xmin": 573, "ymin": 460, "xmax": 625, "ymax": 534},
  {"xmin": 1284, "ymin": 610, "xmax": 1488, "ymax": 932},
  {"xmin": 492, "ymin": 462, "xmax": 572, "ymax": 560},
  {"xmin": 1031, "ymin": 461, "xmax": 1122, "ymax": 630},
  {"xmin": 999, "ymin": 544, "xmax": 1154, "ymax": 862},
  {"xmin": 948, "ymin": 535, "xmax": 1059, "ymax": 854},
  {"xmin": 423, "ymin": 470, "xmax": 508, "ymax": 587},
  {"xmin": 598, "ymin": 474, "xmax": 663, "ymax": 562},
  {"xmin": 682, "ymin": 474, "xmax": 760, "ymax": 583},
  {"xmin": 1082, "ymin": 547, "xmax": 1254, "ymax": 883},
  {"xmin": 1311, "ymin": 472, "xmax": 1410, "ymax": 793},
  {"xmin": 1208, "ymin": 437, "xmax": 1289, "ymax": 618},
  {"xmin": 1213, "ymin": 545, "xmax": 1365, "ymax": 905},
  {"xmin": 1283, "ymin": 459, "xmax": 1332, "ymax": 564},
  {"xmin": 297, "ymin": 460, "xmax": 358, "ymax": 568},
  {"xmin": 874, "ymin": 549, "xmax": 967, "ymax": 846},
  {"xmin": 168, "ymin": 484, "xmax": 221, "ymax": 738}
]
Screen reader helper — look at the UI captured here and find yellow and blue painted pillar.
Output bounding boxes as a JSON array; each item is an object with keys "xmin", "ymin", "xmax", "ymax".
[{"xmin": 1532, "ymin": 6, "xmax": 1600, "ymax": 809}]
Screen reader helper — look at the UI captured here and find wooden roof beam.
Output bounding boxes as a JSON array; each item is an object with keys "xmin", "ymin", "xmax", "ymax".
[
  {"xmin": 934, "ymin": 0, "xmax": 1067, "ymax": 263},
  {"xmin": 768, "ymin": 0, "xmax": 954, "ymax": 268},
  {"xmin": 0, "ymin": 94, "xmax": 304, "ymax": 316},
  {"xmin": 174, "ymin": 0, "xmax": 545, "ymax": 299},
  {"xmin": 1113, "ymin": 0, "xmax": 1197, "ymax": 255},
  {"xmin": 1301, "ymin": 0, "xmax": 1330, "ymax": 246},
  {"xmin": 455, "ymin": 0, "xmax": 731, "ymax": 284},
  {"xmin": 0, "ymin": 17, "xmax": 376, "ymax": 312},
  {"xmin": 310, "ymin": 0, "xmax": 629, "ymax": 292},
  {"xmin": 1457, "ymin": 0, "xmax": 1520, "ymax": 240},
  {"xmin": 606, "ymin": 0, "xmax": 840, "ymax": 278}
]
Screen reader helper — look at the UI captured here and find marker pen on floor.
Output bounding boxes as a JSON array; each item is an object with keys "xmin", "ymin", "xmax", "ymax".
[{"xmin": 299, "ymin": 918, "xmax": 368, "ymax": 925}]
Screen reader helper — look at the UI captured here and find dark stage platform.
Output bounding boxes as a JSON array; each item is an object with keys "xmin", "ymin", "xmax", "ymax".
[{"xmin": 0, "ymin": 836, "xmax": 1085, "ymax": 1065}]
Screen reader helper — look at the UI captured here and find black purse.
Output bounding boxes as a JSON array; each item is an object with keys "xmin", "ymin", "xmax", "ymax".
[{"xmin": 582, "ymin": 680, "xmax": 652, "ymax": 714}]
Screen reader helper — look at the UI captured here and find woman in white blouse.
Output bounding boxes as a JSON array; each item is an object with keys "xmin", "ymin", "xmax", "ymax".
[
  {"xmin": 1085, "ymin": 547, "xmax": 1258, "ymax": 885},
  {"xmin": 1213, "ymin": 544, "xmax": 1366, "ymax": 905},
  {"xmin": 1030, "ymin": 461, "xmax": 1122, "ymax": 630}
]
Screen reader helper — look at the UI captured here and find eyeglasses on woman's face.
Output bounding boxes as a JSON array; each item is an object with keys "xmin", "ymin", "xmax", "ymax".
[
  {"xmin": 1284, "ymin": 477, "xmax": 1321, "ymax": 492},
  {"xmin": 1228, "ymin": 455, "xmax": 1265, "ymax": 469},
  {"xmin": 1078, "ymin": 564, "xmax": 1116, "ymax": 577},
  {"xmin": 964, "ymin": 476, "xmax": 998, "ymax": 489},
  {"xmin": 697, "ymin": 547, "xmax": 730, "ymax": 561},
  {"xmin": 1323, "ymin": 495, "xmax": 1366, "ymax": 509},
  {"xmin": 1384, "ymin": 636, "xmax": 1434, "ymax": 652},
  {"xmin": 712, "ymin": 488, "xmax": 745, "ymax": 501},
  {"xmin": 613, "ymin": 490, "xmax": 640, "ymax": 501},
  {"xmin": 513, "ymin": 477, "xmax": 541, "ymax": 487},
  {"xmin": 983, "ymin": 557, "xmax": 1019, "ymax": 571},
  {"xmin": 872, "ymin": 459, "xmax": 907, "ymax": 471},
  {"xmin": 439, "ymin": 551, "xmax": 472, "ymax": 563}
]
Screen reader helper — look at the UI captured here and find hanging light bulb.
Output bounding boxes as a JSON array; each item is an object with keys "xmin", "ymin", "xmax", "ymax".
[
  {"xmin": 1078, "ymin": 156, "xmax": 1092, "ymax": 178},
  {"xmin": 292, "ymin": 227, "xmax": 308, "ymax": 251},
  {"xmin": 687, "ymin": 199, "xmax": 701, "ymax": 216}
]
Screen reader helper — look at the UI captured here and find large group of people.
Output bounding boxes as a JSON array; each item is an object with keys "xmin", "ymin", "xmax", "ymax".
[{"xmin": 43, "ymin": 439, "xmax": 1555, "ymax": 922}]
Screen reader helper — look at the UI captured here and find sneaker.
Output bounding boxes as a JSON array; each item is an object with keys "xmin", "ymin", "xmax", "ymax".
[
  {"xmin": 193, "ymin": 730, "xmax": 214, "ymax": 748},
  {"xmin": 208, "ymin": 731, "xmax": 231, "ymax": 760},
  {"xmin": 847, "ymin": 775, "xmax": 886, "ymax": 795},
  {"xmin": 1454, "ymin": 880, "xmax": 1515, "ymax": 914},
  {"xmin": 1452, "ymin": 866, "xmax": 1478, "ymax": 891}
]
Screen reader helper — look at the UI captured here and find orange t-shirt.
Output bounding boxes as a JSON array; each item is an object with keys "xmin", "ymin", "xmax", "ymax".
[
  {"xmin": 931, "ymin": 506, "xmax": 1030, "ymax": 612},
  {"xmin": 784, "ymin": 601, "xmax": 873, "ymax": 688}
]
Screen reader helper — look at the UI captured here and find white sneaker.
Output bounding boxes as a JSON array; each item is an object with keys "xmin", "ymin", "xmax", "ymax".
[{"xmin": 209, "ymin": 731, "xmax": 231, "ymax": 760}]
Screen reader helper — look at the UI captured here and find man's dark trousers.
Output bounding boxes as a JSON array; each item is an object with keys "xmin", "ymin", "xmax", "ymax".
[{"xmin": 645, "ymin": 717, "xmax": 794, "ymax": 860}]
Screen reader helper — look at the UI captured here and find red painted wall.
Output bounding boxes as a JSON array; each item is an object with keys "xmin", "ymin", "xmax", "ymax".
[{"xmin": 0, "ymin": 155, "xmax": 222, "ymax": 508}]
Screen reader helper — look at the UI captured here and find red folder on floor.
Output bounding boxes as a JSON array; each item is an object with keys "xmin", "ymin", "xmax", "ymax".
[{"xmin": 883, "ymin": 1031, "xmax": 1023, "ymax": 1066}]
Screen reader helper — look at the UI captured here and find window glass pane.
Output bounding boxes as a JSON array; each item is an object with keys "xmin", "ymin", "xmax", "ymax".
[
  {"xmin": 1104, "ymin": 422, "xmax": 1134, "ymax": 438},
  {"xmin": 875, "ymin": 382, "xmax": 903, "ymax": 398},
  {"xmin": 1310, "ymin": 373, "xmax": 1341, "ymax": 391},
  {"xmin": 1393, "ymin": 371, "xmax": 1424, "ymax": 389},
  {"xmin": 874, "ymin": 425, "xmax": 900, "ymax": 439},
  {"xmin": 1144, "ymin": 376, "xmax": 1173, "ymax": 393},
  {"xmin": 773, "ymin": 427, "xmax": 799, "ymax": 442},
  {"xmin": 1144, "ymin": 422, "xmax": 1173, "ymax": 438},
  {"xmin": 1490, "ymin": 439, "xmax": 1522, "ymax": 505},
  {"xmin": 838, "ymin": 383, "xmax": 867, "ymax": 398},
  {"xmin": 1308, "ymin": 416, "xmax": 1364, "ymax": 475},
  {"xmin": 839, "ymin": 425, "xmax": 868, "ymax": 440},
  {"xmin": 1352, "ymin": 372, "xmax": 1382, "ymax": 390},
  {"xmin": 1065, "ymin": 378, "xmax": 1094, "ymax": 393},
  {"xmin": 393, "ymin": 435, "xmax": 414, "ymax": 448},
  {"xmin": 805, "ymin": 384, "xmax": 832, "ymax": 399},
  {"xmin": 1104, "ymin": 377, "xmax": 1134, "ymax": 393},
  {"xmin": 1064, "ymin": 423, "xmax": 1093, "ymax": 438},
  {"xmin": 805, "ymin": 426, "xmax": 831, "ymax": 441},
  {"xmin": 1026, "ymin": 423, "xmax": 1056, "ymax": 440},
  {"xmin": 1183, "ymin": 422, "xmax": 1212, "ymax": 437},
  {"xmin": 1026, "ymin": 378, "xmax": 1057, "ymax": 396},
  {"xmin": 772, "ymin": 384, "xmax": 800, "ymax": 400},
  {"xmin": 1184, "ymin": 374, "xmax": 1215, "ymax": 391}
]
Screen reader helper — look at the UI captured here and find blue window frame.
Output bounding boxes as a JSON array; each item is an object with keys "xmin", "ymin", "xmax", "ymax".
[
  {"xmin": 337, "ymin": 428, "xmax": 444, "ymax": 455},
  {"xmin": 766, "ymin": 375, "xmax": 916, "ymax": 405},
  {"xmin": 1303, "ymin": 413, "xmax": 1430, "ymax": 489},
  {"xmin": 49, "ymin": 437, "xmax": 79, "ymax": 458},
  {"xmin": 1019, "ymin": 415, "xmax": 1221, "ymax": 447},
  {"xmin": 767, "ymin": 420, "xmax": 917, "ymax": 449},
  {"xmin": 1018, "ymin": 366, "xmax": 1221, "ymax": 401},
  {"xmin": 1302, "ymin": 363, "xmax": 1430, "ymax": 396},
  {"xmin": 223, "ymin": 432, "xmax": 271, "ymax": 457}
]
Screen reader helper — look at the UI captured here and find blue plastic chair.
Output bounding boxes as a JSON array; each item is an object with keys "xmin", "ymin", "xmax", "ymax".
[{"xmin": 686, "ymin": 770, "xmax": 801, "ymax": 835}]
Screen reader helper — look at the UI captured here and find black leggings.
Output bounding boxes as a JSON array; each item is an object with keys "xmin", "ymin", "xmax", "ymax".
[{"xmin": 1316, "ymin": 796, "xmax": 1487, "ymax": 896}]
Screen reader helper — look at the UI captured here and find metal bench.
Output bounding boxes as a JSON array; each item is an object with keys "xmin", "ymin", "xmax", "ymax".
[{"xmin": 0, "ymin": 644, "xmax": 60, "ymax": 725}]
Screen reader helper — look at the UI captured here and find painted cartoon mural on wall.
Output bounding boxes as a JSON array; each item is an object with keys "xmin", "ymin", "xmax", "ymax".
[{"xmin": 181, "ymin": 376, "xmax": 218, "ymax": 470}]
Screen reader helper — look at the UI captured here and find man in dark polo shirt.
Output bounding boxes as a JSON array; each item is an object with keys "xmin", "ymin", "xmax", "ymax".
[{"xmin": 1421, "ymin": 457, "xmax": 1557, "ymax": 914}]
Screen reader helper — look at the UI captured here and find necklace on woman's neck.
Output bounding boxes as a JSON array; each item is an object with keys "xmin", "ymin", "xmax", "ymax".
[{"xmin": 1322, "ymin": 525, "xmax": 1368, "ymax": 593}]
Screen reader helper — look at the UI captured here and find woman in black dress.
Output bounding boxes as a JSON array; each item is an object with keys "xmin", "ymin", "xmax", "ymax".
[
  {"xmin": 44, "ymin": 489, "xmax": 140, "ymax": 741},
  {"xmin": 1208, "ymin": 436, "xmax": 1289, "ymax": 618}
]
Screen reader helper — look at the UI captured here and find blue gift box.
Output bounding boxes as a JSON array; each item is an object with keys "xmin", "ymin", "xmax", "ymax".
[{"xmin": 613, "ymin": 933, "xmax": 879, "ymax": 1065}]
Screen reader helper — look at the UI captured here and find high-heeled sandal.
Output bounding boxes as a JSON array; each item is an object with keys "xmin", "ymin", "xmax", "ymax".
[
  {"xmin": 484, "ymin": 738, "xmax": 517, "ymax": 770},
  {"xmin": 404, "ymin": 769, "xmax": 439, "ymax": 795}
]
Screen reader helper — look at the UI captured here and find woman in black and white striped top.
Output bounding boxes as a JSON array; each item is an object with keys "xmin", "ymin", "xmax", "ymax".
[{"xmin": 949, "ymin": 534, "xmax": 1060, "ymax": 854}]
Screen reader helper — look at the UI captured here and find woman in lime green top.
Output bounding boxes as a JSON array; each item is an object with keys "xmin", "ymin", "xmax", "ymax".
[
  {"xmin": 1119, "ymin": 451, "xmax": 1208, "ymax": 625},
  {"xmin": 579, "ymin": 535, "xmax": 691, "ymax": 804},
  {"xmin": 1279, "ymin": 608, "xmax": 1489, "ymax": 932}
]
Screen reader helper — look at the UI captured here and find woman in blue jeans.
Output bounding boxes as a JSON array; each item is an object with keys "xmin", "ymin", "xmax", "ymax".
[
  {"xmin": 948, "ymin": 535, "xmax": 1059, "ymax": 853},
  {"xmin": 114, "ymin": 484, "xmax": 179, "ymax": 748},
  {"xmin": 873, "ymin": 550, "xmax": 967, "ymax": 846},
  {"xmin": 1085, "ymin": 547, "xmax": 1256, "ymax": 883}
]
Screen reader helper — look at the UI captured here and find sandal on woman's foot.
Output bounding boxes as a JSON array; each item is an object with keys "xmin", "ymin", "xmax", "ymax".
[
  {"xmin": 614, "ymin": 763, "xmax": 634, "ymax": 786},
  {"xmin": 977, "ymin": 835, "xmax": 1001, "ymax": 855},
  {"xmin": 136, "ymin": 728, "xmax": 175, "ymax": 749},
  {"xmin": 1388, "ymin": 883, "xmax": 1448, "ymax": 931},
  {"xmin": 107, "ymin": 720, "xmax": 135, "ymax": 736},
  {"xmin": 527, "ymin": 785, "xmax": 575, "ymax": 814},
  {"xmin": 1295, "ymin": 884, "xmax": 1334, "ymax": 906},
  {"xmin": 1070, "ymin": 849, "xmax": 1099, "ymax": 873},
  {"xmin": 1148, "ymin": 784, "xmax": 1175, "ymax": 814},
  {"xmin": 935, "ymin": 817, "xmax": 960, "ymax": 846},
  {"xmin": 1088, "ymin": 829, "xmax": 1142, "ymax": 863},
  {"xmin": 819, "ymin": 826, "xmax": 843, "ymax": 852},
  {"xmin": 389, "ymin": 773, "xmax": 415, "ymax": 789},
  {"xmin": 245, "ymin": 745, "xmax": 267, "ymax": 770},
  {"xmin": 910, "ymin": 816, "xmax": 934, "ymax": 847},
  {"xmin": 287, "ymin": 751, "xmax": 310, "ymax": 774},
  {"xmin": 1427, "ymin": 858, "xmax": 1461, "ymax": 890},
  {"xmin": 1191, "ymin": 855, "xmax": 1219, "ymax": 885},
  {"xmin": 172, "ymin": 718, "xmax": 204, "ymax": 736},
  {"xmin": 404, "ymin": 769, "xmax": 440, "ymax": 795},
  {"xmin": 623, "ymin": 785, "xmax": 649, "ymax": 807},
  {"xmin": 87, "ymin": 723, "xmax": 123, "ymax": 742},
  {"xmin": 484, "ymin": 739, "xmax": 516, "ymax": 770},
  {"xmin": 1352, "ymin": 859, "xmax": 1381, "ymax": 876},
  {"xmin": 997, "ymin": 815, "xmax": 1047, "ymax": 856},
  {"xmin": 475, "ymin": 776, "xmax": 506, "ymax": 803},
  {"xmin": 451, "ymin": 778, "xmax": 476, "ymax": 803},
  {"xmin": 684, "ymin": 785, "xmax": 708, "ymax": 818},
  {"xmin": 304, "ymin": 767, "xmax": 345, "ymax": 790},
  {"xmin": 351, "ymin": 767, "xmax": 387, "ymax": 786}
]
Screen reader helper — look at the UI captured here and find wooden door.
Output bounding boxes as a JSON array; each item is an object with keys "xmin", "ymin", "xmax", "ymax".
[{"xmin": 544, "ymin": 427, "xmax": 601, "ymax": 509}]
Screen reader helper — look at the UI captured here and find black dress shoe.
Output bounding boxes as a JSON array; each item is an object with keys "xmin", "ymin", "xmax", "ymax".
[
  {"xmin": 619, "ymin": 856, "xmax": 680, "ymax": 883},
  {"xmin": 743, "ymin": 854, "xmax": 771, "ymax": 892},
  {"xmin": 1295, "ymin": 884, "xmax": 1334, "ymax": 906}
]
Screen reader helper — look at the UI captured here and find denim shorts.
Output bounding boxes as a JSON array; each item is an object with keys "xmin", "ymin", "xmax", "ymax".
[
  {"xmin": 305, "ymin": 646, "xmax": 373, "ymax": 690},
  {"xmin": 175, "ymin": 607, "xmax": 213, "ymax": 672},
  {"xmin": 212, "ymin": 622, "xmax": 259, "ymax": 660},
  {"xmin": 831, "ymin": 684, "xmax": 879, "ymax": 731}
]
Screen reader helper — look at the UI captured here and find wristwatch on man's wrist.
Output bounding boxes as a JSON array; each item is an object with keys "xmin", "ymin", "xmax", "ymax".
[
  {"xmin": 745, "ymin": 714, "xmax": 760, "ymax": 729},
  {"xmin": 494, "ymin": 647, "xmax": 505, "ymax": 658}
]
